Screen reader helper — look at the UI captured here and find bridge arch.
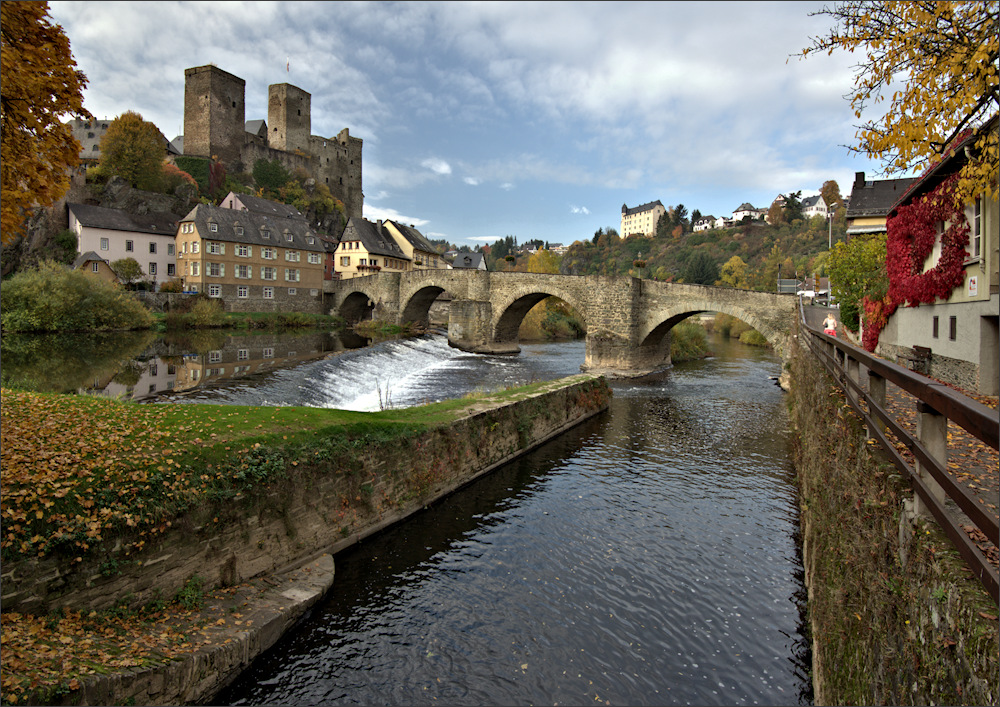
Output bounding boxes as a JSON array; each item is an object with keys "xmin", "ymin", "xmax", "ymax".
[
  {"xmin": 338, "ymin": 290, "xmax": 376, "ymax": 323},
  {"xmin": 489, "ymin": 276, "xmax": 590, "ymax": 347},
  {"xmin": 639, "ymin": 300, "xmax": 788, "ymax": 360}
]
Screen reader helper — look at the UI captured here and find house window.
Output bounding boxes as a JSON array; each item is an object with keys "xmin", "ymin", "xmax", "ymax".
[
  {"xmin": 263, "ymin": 347, "xmax": 274, "ymax": 358},
  {"xmin": 209, "ymin": 351, "xmax": 222, "ymax": 363},
  {"xmin": 262, "ymin": 229, "xmax": 271, "ymax": 240},
  {"xmin": 189, "ymin": 284, "xmax": 198, "ymax": 293},
  {"xmin": 237, "ymin": 244, "xmax": 250, "ymax": 257},
  {"xmin": 262, "ymin": 267, "xmax": 276, "ymax": 281},
  {"xmin": 288, "ymin": 287, "xmax": 297, "ymax": 295},
  {"xmin": 340, "ymin": 256, "xmax": 350, "ymax": 266},
  {"xmin": 192, "ymin": 242, "xmax": 200, "ymax": 254},
  {"xmin": 167, "ymin": 243, "xmax": 174, "ymax": 255},
  {"xmin": 285, "ymin": 232, "xmax": 293, "ymax": 242},
  {"xmin": 92, "ymin": 262, "xmax": 99, "ymax": 272},
  {"xmin": 285, "ymin": 250, "xmax": 300, "ymax": 262},
  {"xmin": 149, "ymin": 242, "xmax": 157, "ymax": 254},
  {"xmin": 971, "ymin": 197, "xmax": 982, "ymax": 259},
  {"xmin": 236, "ymin": 264, "xmax": 251, "ymax": 279},
  {"xmin": 238, "ymin": 285, "xmax": 248, "ymax": 298},
  {"xmin": 209, "ymin": 223, "xmax": 218, "ymax": 233},
  {"xmin": 308, "ymin": 253, "xmax": 321, "ymax": 264},
  {"xmin": 207, "ymin": 242, "xmax": 223, "ymax": 255},
  {"xmin": 285, "ymin": 269, "xmax": 300, "ymax": 282},
  {"xmin": 262, "ymin": 247, "xmax": 276, "ymax": 260},
  {"xmin": 167, "ymin": 264, "xmax": 175, "ymax": 276},
  {"xmin": 949, "ymin": 316, "xmax": 957, "ymax": 341},
  {"xmin": 360, "ymin": 258, "xmax": 367, "ymax": 266},
  {"xmin": 149, "ymin": 262, "xmax": 157, "ymax": 275},
  {"xmin": 307, "ymin": 236, "xmax": 315, "ymax": 245},
  {"xmin": 126, "ymin": 240, "xmax": 133, "ymax": 252},
  {"xmin": 238, "ymin": 349, "xmax": 249, "ymax": 361},
  {"xmin": 191, "ymin": 262, "xmax": 200, "ymax": 276},
  {"xmin": 263, "ymin": 287, "xmax": 274, "ymax": 299},
  {"xmin": 235, "ymin": 226, "xmax": 244, "ymax": 236},
  {"xmin": 207, "ymin": 262, "xmax": 223, "ymax": 277},
  {"xmin": 933, "ymin": 316, "xmax": 939, "ymax": 338},
  {"xmin": 208, "ymin": 284, "xmax": 221, "ymax": 297},
  {"xmin": 370, "ymin": 259, "xmax": 378, "ymax": 267},
  {"xmin": 100, "ymin": 237, "xmax": 109, "ymax": 250}
]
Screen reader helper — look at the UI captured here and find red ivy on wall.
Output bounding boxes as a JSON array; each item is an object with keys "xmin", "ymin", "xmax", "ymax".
[{"xmin": 862, "ymin": 174, "xmax": 970, "ymax": 351}]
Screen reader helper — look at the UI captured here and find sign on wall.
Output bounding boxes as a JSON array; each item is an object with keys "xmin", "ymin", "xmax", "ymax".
[{"xmin": 967, "ymin": 275, "xmax": 978, "ymax": 297}]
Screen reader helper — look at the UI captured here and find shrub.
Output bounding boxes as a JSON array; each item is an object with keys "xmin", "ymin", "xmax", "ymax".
[
  {"xmin": 186, "ymin": 298, "xmax": 226, "ymax": 327},
  {"xmin": 670, "ymin": 319, "xmax": 709, "ymax": 362},
  {"xmin": 738, "ymin": 329, "xmax": 769, "ymax": 347},
  {"xmin": 1, "ymin": 261, "xmax": 153, "ymax": 332},
  {"xmin": 158, "ymin": 279, "xmax": 184, "ymax": 293}
]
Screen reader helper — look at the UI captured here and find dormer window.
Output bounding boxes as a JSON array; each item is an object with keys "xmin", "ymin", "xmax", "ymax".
[
  {"xmin": 235, "ymin": 226, "xmax": 244, "ymax": 236},
  {"xmin": 262, "ymin": 229, "xmax": 271, "ymax": 239},
  {"xmin": 307, "ymin": 236, "xmax": 315, "ymax": 245},
  {"xmin": 210, "ymin": 223, "xmax": 218, "ymax": 233},
  {"xmin": 285, "ymin": 232, "xmax": 293, "ymax": 242}
]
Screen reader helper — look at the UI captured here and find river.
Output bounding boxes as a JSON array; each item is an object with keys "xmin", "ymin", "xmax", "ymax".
[{"xmin": 1, "ymin": 329, "xmax": 810, "ymax": 704}]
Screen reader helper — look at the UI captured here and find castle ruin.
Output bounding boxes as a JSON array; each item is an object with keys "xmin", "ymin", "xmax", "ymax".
[{"xmin": 182, "ymin": 65, "xmax": 363, "ymax": 219}]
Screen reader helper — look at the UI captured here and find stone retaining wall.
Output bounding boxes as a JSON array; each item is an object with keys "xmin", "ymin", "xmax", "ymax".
[{"xmin": 1, "ymin": 376, "xmax": 611, "ymax": 617}]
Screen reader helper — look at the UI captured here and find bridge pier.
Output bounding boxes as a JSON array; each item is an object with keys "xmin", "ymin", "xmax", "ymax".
[
  {"xmin": 583, "ymin": 330, "xmax": 672, "ymax": 378},
  {"xmin": 447, "ymin": 300, "xmax": 520, "ymax": 354}
]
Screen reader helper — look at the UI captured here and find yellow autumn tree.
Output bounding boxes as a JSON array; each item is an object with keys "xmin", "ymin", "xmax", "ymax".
[
  {"xmin": 717, "ymin": 255, "xmax": 750, "ymax": 289},
  {"xmin": 1, "ymin": 1, "xmax": 90, "ymax": 244},
  {"xmin": 526, "ymin": 248, "xmax": 561, "ymax": 274},
  {"xmin": 97, "ymin": 111, "xmax": 166, "ymax": 191},
  {"xmin": 800, "ymin": 1, "xmax": 998, "ymax": 204}
]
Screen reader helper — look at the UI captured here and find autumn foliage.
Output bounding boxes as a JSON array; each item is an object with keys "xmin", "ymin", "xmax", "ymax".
[{"xmin": 0, "ymin": 1, "xmax": 90, "ymax": 244}]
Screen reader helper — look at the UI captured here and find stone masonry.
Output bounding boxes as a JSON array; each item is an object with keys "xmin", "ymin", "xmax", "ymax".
[{"xmin": 325, "ymin": 271, "xmax": 798, "ymax": 376}]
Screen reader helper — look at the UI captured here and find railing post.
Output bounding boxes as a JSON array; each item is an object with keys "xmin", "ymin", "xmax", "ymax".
[
  {"xmin": 914, "ymin": 401, "xmax": 947, "ymax": 517},
  {"xmin": 846, "ymin": 354, "xmax": 860, "ymax": 403},
  {"xmin": 868, "ymin": 371, "xmax": 886, "ymax": 437}
]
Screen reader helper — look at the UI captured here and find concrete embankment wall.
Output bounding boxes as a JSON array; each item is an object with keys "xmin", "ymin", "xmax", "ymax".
[
  {"xmin": 2, "ymin": 376, "xmax": 610, "ymax": 618},
  {"xmin": 787, "ymin": 328, "xmax": 997, "ymax": 705}
]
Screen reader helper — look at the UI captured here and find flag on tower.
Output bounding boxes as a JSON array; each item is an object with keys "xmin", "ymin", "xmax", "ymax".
[{"xmin": 286, "ymin": 57, "xmax": 290, "ymax": 72}]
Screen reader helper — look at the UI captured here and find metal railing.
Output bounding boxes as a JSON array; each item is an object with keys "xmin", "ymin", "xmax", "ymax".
[{"xmin": 799, "ymin": 302, "xmax": 999, "ymax": 603}]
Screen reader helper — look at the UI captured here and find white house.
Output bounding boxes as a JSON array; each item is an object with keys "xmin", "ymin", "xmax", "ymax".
[
  {"xmin": 732, "ymin": 203, "xmax": 760, "ymax": 221},
  {"xmin": 693, "ymin": 216, "xmax": 716, "ymax": 232},
  {"xmin": 801, "ymin": 194, "xmax": 829, "ymax": 220},
  {"xmin": 874, "ymin": 119, "xmax": 998, "ymax": 395},
  {"xmin": 68, "ymin": 203, "xmax": 179, "ymax": 288}
]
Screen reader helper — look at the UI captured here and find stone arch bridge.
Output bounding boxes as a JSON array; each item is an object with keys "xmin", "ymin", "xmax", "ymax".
[{"xmin": 325, "ymin": 271, "xmax": 798, "ymax": 376}]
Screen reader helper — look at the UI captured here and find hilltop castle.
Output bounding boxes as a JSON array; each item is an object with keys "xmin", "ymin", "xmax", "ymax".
[{"xmin": 182, "ymin": 65, "xmax": 363, "ymax": 219}]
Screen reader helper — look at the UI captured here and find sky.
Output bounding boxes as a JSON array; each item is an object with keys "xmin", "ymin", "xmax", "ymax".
[{"xmin": 49, "ymin": 1, "xmax": 894, "ymax": 248}]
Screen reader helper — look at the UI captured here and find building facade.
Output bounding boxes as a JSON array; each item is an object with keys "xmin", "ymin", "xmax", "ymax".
[
  {"xmin": 334, "ymin": 218, "xmax": 410, "ymax": 279},
  {"xmin": 383, "ymin": 221, "xmax": 448, "ymax": 270},
  {"xmin": 68, "ymin": 203, "xmax": 178, "ymax": 288},
  {"xmin": 846, "ymin": 172, "xmax": 917, "ymax": 237},
  {"xmin": 620, "ymin": 201, "xmax": 666, "ymax": 237},
  {"xmin": 175, "ymin": 203, "xmax": 326, "ymax": 312}
]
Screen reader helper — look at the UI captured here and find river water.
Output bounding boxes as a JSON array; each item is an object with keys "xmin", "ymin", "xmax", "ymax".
[
  {"xmin": 205, "ymin": 332, "xmax": 810, "ymax": 706},
  {"xmin": 1, "ymin": 329, "xmax": 809, "ymax": 704}
]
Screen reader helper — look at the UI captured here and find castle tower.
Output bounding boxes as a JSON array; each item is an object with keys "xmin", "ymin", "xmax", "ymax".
[
  {"xmin": 268, "ymin": 83, "xmax": 311, "ymax": 154},
  {"xmin": 183, "ymin": 65, "xmax": 246, "ymax": 165}
]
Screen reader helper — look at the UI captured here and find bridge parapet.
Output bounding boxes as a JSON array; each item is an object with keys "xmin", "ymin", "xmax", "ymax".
[{"xmin": 326, "ymin": 272, "xmax": 798, "ymax": 375}]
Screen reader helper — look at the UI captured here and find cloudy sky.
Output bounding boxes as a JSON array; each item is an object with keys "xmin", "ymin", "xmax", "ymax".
[{"xmin": 49, "ymin": 1, "xmax": 890, "ymax": 247}]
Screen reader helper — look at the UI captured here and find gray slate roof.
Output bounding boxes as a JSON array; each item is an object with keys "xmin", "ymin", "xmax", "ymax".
[
  {"xmin": 801, "ymin": 195, "xmax": 825, "ymax": 208},
  {"xmin": 226, "ymin": 193, "xmax": 306, "ymax": 220},
  {"xmin": 386, "ymin": 220, "xmax": 436, "ymax": 253},
  {"xmin": 622, "ymin": 200, "xmax": 664, "ymax": 216},
  {"xmin": 846, "ymin": 177, "xmax": 917, "ymax": 218},
  {"xmin": 452, "ymin": 252, "xmax": 485, "ymax": 269},
  {"xmin": 180, "ymin": 204, "xmax": 325, "ymax": 252},
  {"xmin": 339, "ymin": 218, "xmax": 409, "ymax": 260},
  {"xmin": 72, "ymin": 251, "xmax": 107, "ymax": 269},
  {"xmin": 245, "ymin": 119, "xmax": 267, "ymax": 137},
  {"xmin": 68, "ymin": 203, "xmax": 178, "ymax": 235}
]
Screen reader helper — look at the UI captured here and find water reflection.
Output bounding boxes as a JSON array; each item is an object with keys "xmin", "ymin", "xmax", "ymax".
[{"xmin": 0, "ymin": 329, "xmax": 370, "ymax": 401}]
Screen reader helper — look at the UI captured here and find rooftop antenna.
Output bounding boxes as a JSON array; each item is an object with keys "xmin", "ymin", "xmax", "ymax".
[{"xmin": 286, "ymin": 56, "xmax": 290, "ymax": 73}]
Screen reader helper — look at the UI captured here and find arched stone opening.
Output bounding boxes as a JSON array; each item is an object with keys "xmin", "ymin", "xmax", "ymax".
[
  {"xmin": 339, "ymin": 291, "xmax": 375, "ymax": 324},
  {"xmin": 639, "ymin": 305, "xmax": 785, "ymax": 359},
  {"xmin": 400, "ymin": 285, "xmax": 446, "ymax": 329},
  {"xmin": 494, "ymin": 292, "xmax": 587, "ymax": 346}
]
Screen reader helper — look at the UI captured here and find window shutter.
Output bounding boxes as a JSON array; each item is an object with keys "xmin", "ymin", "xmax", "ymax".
[{"xmin": 220, "ymin": 264, "xmax": 225, "ymax": 277}]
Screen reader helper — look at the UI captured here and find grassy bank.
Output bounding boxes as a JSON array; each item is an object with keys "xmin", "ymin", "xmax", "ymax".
[{"xmin": 787, "ymin": 332, "xmax": 998, "ymax": 704}]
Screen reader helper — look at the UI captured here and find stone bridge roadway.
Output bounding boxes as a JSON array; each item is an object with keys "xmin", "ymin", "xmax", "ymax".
[{"xmin": 325, "ymin": 271, "xmax": 798, "ymax": 376}]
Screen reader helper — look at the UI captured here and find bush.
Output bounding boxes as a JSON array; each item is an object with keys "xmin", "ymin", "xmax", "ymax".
[
  {"xmin": 158, "ymin": 279, "xmax": 184, "ymax": 293},
  {"xmin": 738, "ymin": 329, "xmax": 769, "ymax": 347},
  {"xmin": 670, "ymin": 319, "xmax": 709, "ymax": 362},
  {"xmin": 186, "ymin": 298, "xmax": 226, "ymax": 327},
  {"xmin": 1, "ymin": 261, "xmax": 153, "ymax": 332}
]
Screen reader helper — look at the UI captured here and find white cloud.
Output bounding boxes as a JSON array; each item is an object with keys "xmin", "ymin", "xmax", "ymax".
[
  {"xmin": 362, "ymin": 205, "xmax": 429, "ymax": 228},
  {"xmin": 463, "ymin": 176, "xmax": 481, "ymax": 186},
  {"xmin": 466, "ymin": 236, "xmax": 497, "ymax": 242},
  {"xmin": 499, "ymin": 183, "xmax": 515, "ymax": 191},
  {"xmin": 421, "ymin": 158, "xmax": 452, "ymax": 175},
  {"xmin": 570, "ymin": 205, "xmax": 590, "ymax": 215}
]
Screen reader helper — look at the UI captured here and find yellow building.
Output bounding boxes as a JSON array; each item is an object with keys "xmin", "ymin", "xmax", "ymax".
[
  {"xmin": 383, "ymin": 220, "xmax": 447, "ymax": 270},
  {"xmin": 175, "ymin": 203, "xmax": 326, "ymax": 312},
  {"xmin": 335, "ymin": 218, "xmax": 410, "ymax": 279},
  {"xmin": 845, "ymin": 173, "xmax": 917, "ymax": 238},
  {"xmin": 620, "ymin": 200, "xmax": 666, "ymax": 238}
]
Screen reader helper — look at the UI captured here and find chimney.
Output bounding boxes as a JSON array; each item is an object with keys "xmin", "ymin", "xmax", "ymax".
[
  {"xmin": 377, "ymin": 219, "xmax": 382, "ymax": 228},
  {"xmin": 854, "ymin": 171, "xmax": 865, "ymax": 189}
]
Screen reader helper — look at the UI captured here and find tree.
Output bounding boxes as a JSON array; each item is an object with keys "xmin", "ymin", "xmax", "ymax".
[
  {"xmin": 98, "ymin": 111, "xmax": 165, "ymax": 190},
  {"xmin": 527, "ymin": 248, "xmax": 560, "ymax": 274},
  {"xmin": 1, "ymin": 1, "xmax": 90, "ymax": 245},
  {"xmin": 819, "ymin": 180, "xmax": 843, "ymax": 209},
  {"xmin": 827, "ymin": 233, "xmax": 888, "ymax": 332},
  {"xmin": 782, "ymin": 191, "xmax": 803, "ymax": 222},
  {"xmin": 252, "ymin": 158, "xmax": 291, "ymax": 193},
  {"xmin": 801, "ymin": 1, "xmax": 998, "ymax": 204},
  {"xmin": 110, "ymin": 257, "xmax": 146, "ymax": 288},
  {"xmin": 717, "ymin": 255, "xmax": 750, "ymax": 289},
  {"xmin": 682, "ymin": 251, "xmax": 719, "ymax": 285}
]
